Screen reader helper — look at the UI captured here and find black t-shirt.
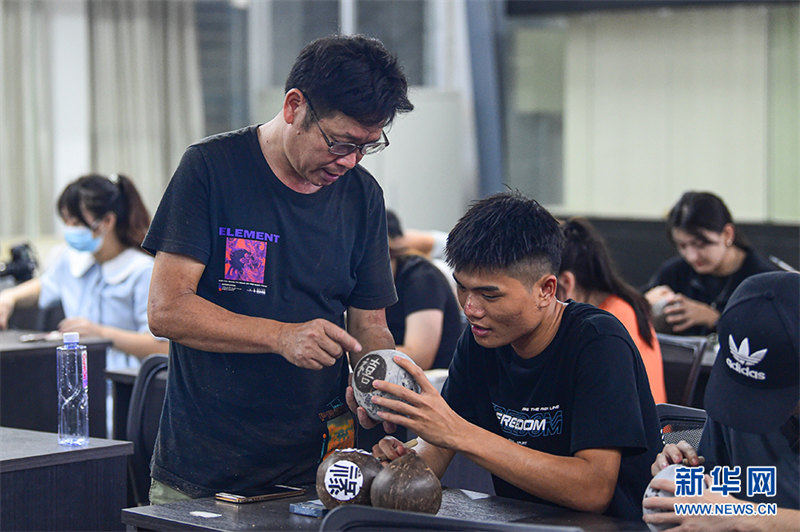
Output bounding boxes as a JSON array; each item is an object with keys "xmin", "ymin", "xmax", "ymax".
[
  {"xmin": 699, "ymin": 418, "xmax": 799, "ymax": 509},
  {"xmin": 386, "ymin": 254, "xmax": 463, "ymax": 369},
  {"xmin": 142, "ymin": 125, "xmax": 397, "ymax": 497},
  {"xmin": 441, "ymin": 302, "xmax": 662, "ymax": 520},
  {"xmin": 646, "ymin": 250, "xmax": 777, "ymax": 336}
]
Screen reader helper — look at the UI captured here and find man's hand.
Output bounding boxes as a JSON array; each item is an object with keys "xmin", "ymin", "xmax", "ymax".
[
  {"xmin": 276, "ymin": 319, "xmax": 362, "ymax": 370},
  {"xmin": 345, "ymin": 374, "xmax": 397, "ymax": 434},
  {"xmin": 369, "ymin": 354, "xmax": 466, "ymax": 450},
  {"xmin": 663, "ymin": 294, "xmax": 720, "ymax": 332},
  {"xmin": 651, "ymin": 441, "xmax": 705, "ymax": 476}
]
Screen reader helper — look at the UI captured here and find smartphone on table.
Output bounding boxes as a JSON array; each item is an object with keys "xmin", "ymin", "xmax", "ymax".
[{"xmin": 215, "ymin": 484, "xmax": 306, "ymax": 503}]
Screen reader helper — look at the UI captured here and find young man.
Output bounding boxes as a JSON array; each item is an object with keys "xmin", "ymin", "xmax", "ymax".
[
  {"xmin": 646, "ymin": 271, "xmax": 799, "ymax": 530},
  {"xmin": 361, "ymin": 192, "xmax": 662, "ymax": 520},
  {"xmin": 143, "ymin": 35, "xmax": 413, "ymax": 503}
]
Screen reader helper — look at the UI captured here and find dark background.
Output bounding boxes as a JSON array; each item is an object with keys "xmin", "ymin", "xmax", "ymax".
[{"xmin": 584, "ymin": 218, "xmax": 799, "ymax": 289}]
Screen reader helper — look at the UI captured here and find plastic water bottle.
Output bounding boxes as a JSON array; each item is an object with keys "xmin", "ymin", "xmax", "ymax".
[{"xmin": 57, "ymin": 331, "xmax": 89, "ymax": 446}]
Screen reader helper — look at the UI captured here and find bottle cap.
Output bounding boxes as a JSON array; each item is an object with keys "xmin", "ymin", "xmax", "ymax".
[{"xmin": 63, "ymin": 332, "xmax": 79, "ymax": 344}]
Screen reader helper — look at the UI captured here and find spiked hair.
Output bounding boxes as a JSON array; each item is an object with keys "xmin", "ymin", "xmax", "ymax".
[{"xmin": 445, "ymin": 191, "xmax": 564, "ymax": 285}]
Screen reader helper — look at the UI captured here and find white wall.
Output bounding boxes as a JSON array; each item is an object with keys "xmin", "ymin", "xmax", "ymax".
[
  {"xmin": 257, "ymin": 87, "xmax": 477, "ymax": 233},
  {"xmin": 50, "ymin": 0, "xmax": 91, "ymax": 200},
  {"xmin": 362, "ymin": 88, "xmax": 476, "ymax": 233},
  {"xmin": 561, "ymin": 7, "xmax": 775, "ymax": 221}
]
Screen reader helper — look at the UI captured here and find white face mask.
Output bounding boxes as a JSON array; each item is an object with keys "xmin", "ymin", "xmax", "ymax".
[{"xmin": 63, "ymin": 226, "xmax": 103, "ymax": 253}]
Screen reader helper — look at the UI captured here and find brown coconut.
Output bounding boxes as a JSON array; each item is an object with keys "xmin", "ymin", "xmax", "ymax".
[
  {"xmin": 315, "ymin": 449, "xmax": 382, "ymax": 509},
  {"xmin": 370, "ymin": 452, "xmax": 442, "ymax": 514}
]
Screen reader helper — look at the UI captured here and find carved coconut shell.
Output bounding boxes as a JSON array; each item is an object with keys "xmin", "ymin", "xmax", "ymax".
[
  {"xmin": 370, "ymin": 452, "xmax": 442, "ymax": 514},
  {"xmin": 315, "ymin": 449, "xmax": 382, "ymax": 509},
  {"xmin": 352, "ymin": 350, "xmax": 420, "ymax": 421}
]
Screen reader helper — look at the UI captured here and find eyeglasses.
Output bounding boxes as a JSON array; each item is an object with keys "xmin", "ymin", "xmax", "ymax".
[{"xmin": 303, "ymin": 94, "xmax": 389, "ymax": 156}]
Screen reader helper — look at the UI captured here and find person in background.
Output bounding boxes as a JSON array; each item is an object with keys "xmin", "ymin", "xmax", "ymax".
[
  {"xmin": 143, "ymin": 34, "xmax": 412, "ymax": 504},
  {"xmin": 558, "ymin": 217, "xmax": 666, "ymax": 404},
  {"xmin": 644, "ymin": 191, "xmax": 776, "ymax": 336},
  {"xmin": 392, "ymin": 226, "xmax": 448, "ymax": 262},
  {"xmin": 0, "ymin": 173, "xmax": 167, "ymax": 369},
  {"xmin": 390, "ymin": 224, "xmax": 456, "ymax": 295},
  {"xmin": 644, "ymin": 271, "xmax": 799, "ymax": 530},
  {"xmin": 360, "ymin": 192, "xmax": 662, "ymax": 520},
  {"xmin": 385, "ymin": 210, "xmax": 462, "ymax": 371}
]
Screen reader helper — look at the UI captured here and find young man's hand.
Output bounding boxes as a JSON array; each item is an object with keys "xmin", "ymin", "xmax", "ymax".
[
  {"xmin": 643, "ymin": 476, "xmax": 750, "ymax": 531},
  {"xmin": 651, "ymin": 440, "xmax": 705, "ymax": 476},
  {"xmin": 369, "ymin": 354, "xmax": 466, "ymax": 450}
]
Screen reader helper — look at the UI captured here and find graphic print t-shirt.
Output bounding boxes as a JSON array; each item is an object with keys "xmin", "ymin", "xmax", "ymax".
[
  {"xmin": 142, "ymin": 125, "xmax": 396, "ymax": 496},
  {"xmin": 442, "ymin": 302, "xmax": 662, "ymax": 520}
]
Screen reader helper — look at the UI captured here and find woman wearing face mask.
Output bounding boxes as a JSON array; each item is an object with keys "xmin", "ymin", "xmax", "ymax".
[
  {"xmin": 0, "ymin": 174, "xmax": 168, "ymax": 369},
  {"xmin": 644, "ymin": 191, "xmax": 777, "ymax": 336}
]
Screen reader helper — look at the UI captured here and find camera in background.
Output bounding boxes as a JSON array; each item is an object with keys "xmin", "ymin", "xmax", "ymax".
[{"xmin": 0, "ymin": 243, "xmax": 38, "ymax": 283}]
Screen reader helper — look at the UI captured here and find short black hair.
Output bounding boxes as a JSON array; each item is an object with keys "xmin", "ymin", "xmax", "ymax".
[
  {"xmin": 386, "ymin": 209, "xmax": 403, "ymax": 239},
  {"xmin": 285, "ymin": 34, "xmax": 413, "ymax": 128},
  {"xmin": 445, "ymin": 191, "xmax": 564, "ymax": 282}
]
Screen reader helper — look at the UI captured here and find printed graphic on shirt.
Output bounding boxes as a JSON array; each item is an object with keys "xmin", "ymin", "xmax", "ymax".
[
  {"xmin": 217, "ymin": 226, "xmax": 279, "ymax": 294},
  {"xmin": 224, "ymin": 238, "xmax": 266, "ymax": 282},
  {"xmin": 494, "ymin": 403, "xmax": 563, "ymax": 440}
]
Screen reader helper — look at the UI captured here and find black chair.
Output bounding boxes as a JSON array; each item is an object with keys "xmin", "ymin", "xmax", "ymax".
[
  {"xmin": 656, "ymin": 402, "xmax": 707, "ymax": 450},
  {"xmin": 768, "ymin": 255, "xmax": 799, "ymax": 273},
  {"xmin": 319, "ymin": 505, "xmax": 583, "ymax": 532},
  {"xmin": 126, "ymin": 354, "xmax": 168, "ymax": 506},
  {"xmin": 657, "ymin": 333, "xmax": 708, "ymax": 407}
]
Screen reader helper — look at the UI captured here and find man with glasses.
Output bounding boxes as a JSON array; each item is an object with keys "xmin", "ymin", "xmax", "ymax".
[{"xmin": 142, "ymin": 35, "xmax": 413, "ymax": 504}]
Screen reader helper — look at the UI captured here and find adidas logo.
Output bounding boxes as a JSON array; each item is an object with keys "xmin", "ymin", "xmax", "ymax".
[{"xmin": 726, "ymin": 334, "xmax": 767, "ymax": 380}]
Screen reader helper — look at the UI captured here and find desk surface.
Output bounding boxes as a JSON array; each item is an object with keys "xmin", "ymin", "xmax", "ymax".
[
  {"xmin": 105, "ymin": 365, "xmax": 140, "ymax": 384},
  {"xmin": 0, "ymin": 328, "xmax": 112, "ymax": 352},
  {"xmin": 1, "ymin": 426, "xmax": 132, "ymax": 531},
  {"xmin": 0, "ymin": 329, "xmax": 112, "ymax": 437},
  {"xmin": 122, "ymin": 488, "xmax": 649, "ymax": 531},
  {"xmin": 0, "ymin": 426, "xmax": 132, "ymax": 473}
]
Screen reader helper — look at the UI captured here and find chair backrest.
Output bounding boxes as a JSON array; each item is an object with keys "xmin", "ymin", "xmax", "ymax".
[
  {"xmin": 319, "ymin": 505, "xmax": 583, "ymax": 532},
  {"xmin": 769, "ymin": 255, "xmax": 799, "ymax": 273},
  {"xmin": 126, "ymin": 353, "xmax": 168, "ymax": 506},
  {"xmin": 656, "ymin": 402, "xmax": 707, "ymax": 449},
  {"xmin": 657, "ymin": 333, "xmax": 708, "ymax": 406}
]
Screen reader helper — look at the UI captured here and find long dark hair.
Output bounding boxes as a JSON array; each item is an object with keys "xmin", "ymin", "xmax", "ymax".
[
  {"xmin": 57, "ymin": 173, "xmax": 151, "ymax": 248},
  {"xmin": 560, "ymin": 218, "xmax": 655, "ymax": 346},
  {"xmin": 666, "ymin": 191, "xmax": 750, "ymax": 249}
]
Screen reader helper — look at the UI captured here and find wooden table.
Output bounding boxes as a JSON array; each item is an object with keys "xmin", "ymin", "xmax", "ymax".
[
  {"xmin": 122, "ymin": 488, "xmax": 650, "ymax": 531},
  {"xmin": 0, "ymin": 427, "xmax": 133, "ymax": 531},
  {"xmin": 0, "ymin": 329, "xmax": 111, "ymax": 438}
]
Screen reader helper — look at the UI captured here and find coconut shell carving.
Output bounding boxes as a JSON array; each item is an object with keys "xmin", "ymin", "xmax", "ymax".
[
  {"xmin": 352, "ymin": 350, "xmax": 420, "ymax": 421},
  {"xmin": 315, "ymin": 449, "xmax": 382, "ymax": 509},
  {"xmin": 370, "ymin": 452, "xmax": 442, "ymax": 514}
]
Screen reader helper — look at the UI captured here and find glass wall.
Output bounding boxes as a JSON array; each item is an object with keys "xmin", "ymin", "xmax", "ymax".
[
  {"xmin": 501, "ymin": 3, "xmax": 799, "ymax": 222},
  {"xmin": 196, "ymin": 0, "xmax": 436, "ymax": 135}
]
